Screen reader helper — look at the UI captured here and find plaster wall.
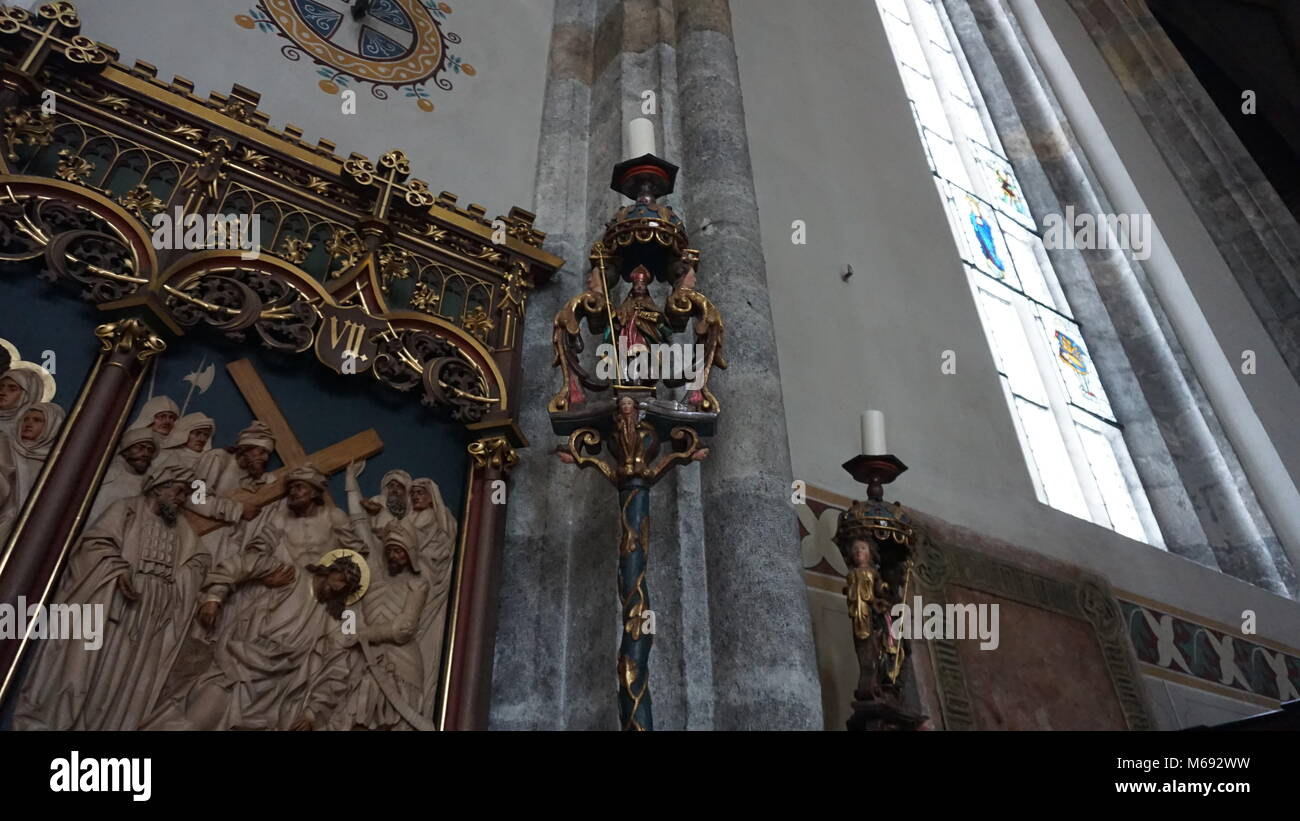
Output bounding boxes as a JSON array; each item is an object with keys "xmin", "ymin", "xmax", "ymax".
[
  {"xmin": 730, "ymin": 0, "xmax": 1300, "ymax": 669},
  {"xmin": 72, "ymin": 0, "xmax": 554, "ymax": 217}
]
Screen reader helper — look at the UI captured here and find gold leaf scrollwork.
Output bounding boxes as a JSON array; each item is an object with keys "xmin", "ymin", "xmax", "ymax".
[
  {"xmin": 404, "ymin": 178, "xmax": 435, "ymax": 208},
  {"xmin": 277, "ymin": 236, "xmax": 313, "ymax": 264},
  {"xmin": 54, "ymin": 148, "xmax": 94, "ymax": 183},
  {"xmin": 305, "ymin": 175, "xmax": 332, "ymax": 195},
  {"xmin": 378, "ymin": 149, "xmax": 411, "ymax": 176},
  {"xmin": 94, "ymin": 317, "xmax": 166, "ymax": 362},
  {"xmin": 468, "ymin": 435, "xmax": 518, "ymax": 472},
  {"xmin": 238, "ymin": 148, "xmax": 269, "ymax": 169},
  {"xmin": 217, "ymin": 100, "xmax": 253, "ymax": 123},
  {"xmin": 463, "ymin": 305, "xmax": 494, "ymax": 342},
  {"xmin": 496, "ymin": 260, "xmax": 529, "ymax": 317},
  {"xmin": 3, "ymin": 108, "xmax": 54, "ymax": 162},
  {"xmin": 343, "ymin": 156, "xmax": 376, "ymax": 186},
  {"xmin": 325, "ymin": 227, "xmax": 364, "ymax": 275},
  {"xmin": 116, "ymin": 184, "xmax": 164, "ymax": 220},
  {"xmin": 62, "ymin": 33, "xmax": 108, "ymax": 66},
  {"xmin": 409, "ymin": 281, "xmax": 440, "ymax": 313},
  {"xmin": 377, "ymin": 246, "xmax": 412, "ymax": 293}
]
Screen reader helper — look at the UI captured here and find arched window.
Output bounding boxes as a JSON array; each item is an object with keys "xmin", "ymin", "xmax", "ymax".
[{"xmin": 875, "ymin": 0, "xmax": 1161, "ymax": 545}]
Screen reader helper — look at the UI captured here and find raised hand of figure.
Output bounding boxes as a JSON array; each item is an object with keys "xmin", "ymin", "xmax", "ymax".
[
  {"xmin": 116, "ymin": 572, "xmax": 140, "ymax": 603},
  {"xmin": 260, "ymin": 562, "xmax": 296, "ymax": 589},
  {"xmin": 198, "ymin": 600, "xmax": 221, "ymax": 631},
  {"xmin": 345, "ymin": 459, "xmax": 366, "ymax": 484}
]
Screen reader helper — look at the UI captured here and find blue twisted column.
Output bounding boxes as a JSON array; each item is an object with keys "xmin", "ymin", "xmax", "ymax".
[{"xmin": 616, "ymin": 478, "xmax": 652, "ymax": 730}]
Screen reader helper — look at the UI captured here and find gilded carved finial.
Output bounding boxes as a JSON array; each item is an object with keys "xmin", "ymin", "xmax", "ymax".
[{"xmin": 94, "ymin": 317, "xmax": 166, "ymax": 361}]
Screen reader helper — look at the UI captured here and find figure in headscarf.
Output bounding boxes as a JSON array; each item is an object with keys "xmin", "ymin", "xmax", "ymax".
[
  {"xmin": 345, "ymin": 463, "xmax": 412, "ymax": 539},
  {"xmin": 5, "ymin": 401, "xmax": 66, "ymax": 502},
  {"xmin": 194, "ymin": 420, "xmax": 276, "ymax": 498},
  {"xmin": 331, "ymin": 519, "xmax": 432, "ymax": 730},
  {"xmin": 88, "ymin": 427, "xmax": 159, "ymax": 523},
  {"xmin": 406, "ymin": 477, "xmax": 457, "ymax": 715},
  {"xmin": 408, "ymin": 477, "xmax": 457, "ymax": 558},
  {"xmin": 190, "ymin": 420, "xmax": 274, "ymax": 563},
  {"xmin": 0, "ymin": 368, "xmax": 45, "ymax": 439},
  {"xmin": 128, "ymin": 395, "xmax": 180, "ymax": 447},
  {"xmin": 154, "ymin": 412, "xmax": 215, "ymax": 473}
]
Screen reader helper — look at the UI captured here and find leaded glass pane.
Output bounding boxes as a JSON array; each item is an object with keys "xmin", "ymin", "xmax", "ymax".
[
  {"xmin": 1014, "ymin": 397, "xmax": 1091, "ymax": 520},
  {"xmin": 1072, "ymin": 409, "xmax": 1147, "ymax": 542},
  {"xmin": 1033, "ymin": 309, "xmax": 1116, "ymax": 421},
  {"xmin": 972, "ymin": 141, "xmax": 1035, "ymax": 228},
  {"xmin": 971, "ymin": 277, "xmax": 1047, "ymax": 405},
  {"xmin": 997, "ymin": 213, "xmax": 1058, "ymax": 309},
  {"xmin": 939, "ymin": 180, "xmax": 1017, "ymax": 285}
]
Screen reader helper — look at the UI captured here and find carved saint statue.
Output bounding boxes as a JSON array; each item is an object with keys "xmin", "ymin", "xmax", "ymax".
[
  {"xmin": 842, "ymin": 538, "xmax": 892, "ymax": 701},
  {"xmin": 15, "ymin": 465, "xmax": 209, "ymax": 730},
  {"xmin": 188, "ymin": 420, "xmax": 274, "ymax": 563},
  {"xmin": 609, "ymin": 265, "xmax": 671, "ymax": 384},
  {"xmin": 347, "ymin": 465, "xmax": 412, "ymax": 537},
  {"xmin": 195, "ymin": 420, "xmax": 275, "ymax": 498},
  {"xmin": 834, "ymin": 499, "xmax": 925, "ymax": 731},
  {"xmin": 343, "ymin": 462, "xmax": 457, "ymax": 722}
]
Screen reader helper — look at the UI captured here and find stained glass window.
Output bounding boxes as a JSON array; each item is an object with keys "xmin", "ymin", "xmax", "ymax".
[{"xmin": 875, "ymin": 0, "xmax": 1162, "ymax": 545}]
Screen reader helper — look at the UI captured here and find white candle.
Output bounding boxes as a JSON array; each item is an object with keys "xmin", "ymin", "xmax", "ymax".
[
  {"xmin": 861, "ymin": 410, "xmax": 886, "ymax": 455},
  {"xmin": 625, "ymin": 117, "xmax": 656, "ymax": 159}
]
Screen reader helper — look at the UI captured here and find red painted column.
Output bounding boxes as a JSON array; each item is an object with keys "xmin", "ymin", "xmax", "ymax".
[
  {"xmin": 0, "ymin": 317, "xmax": 165, "ymax": 703},
  {"xmin": 439, "ymin": 432, "xmax": 517, "ymax": 730}
]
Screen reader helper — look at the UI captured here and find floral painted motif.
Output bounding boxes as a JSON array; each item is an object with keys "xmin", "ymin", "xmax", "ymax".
[{"xmin": 234, "ymin": 0, "xmax": 476, "ymax": 114}]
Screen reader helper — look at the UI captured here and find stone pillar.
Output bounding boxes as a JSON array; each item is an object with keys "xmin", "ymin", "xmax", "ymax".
[
  {"xmin": 492, "ymin": 0, "xmax": 609, "ymax": 730},
  {"xmin": 674, "ymin": 0, "xmax": 822, "ymax": 729},
  {"xmin": 494, "ymin": 0, "xmax": 820, "ymax": 730},
  {"xmin": 0, "ymin": 317, "xmax": 164, "ymax": 703}
]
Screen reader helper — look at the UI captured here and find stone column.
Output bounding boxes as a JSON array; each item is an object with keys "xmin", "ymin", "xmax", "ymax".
[
  {"xmin": 0, "ymin": 317, "xmax": 164, "ymax": 703},
  {"xmin": 494, "ymin": 0, "xmax": 820, "ymax": 730},
  {"xmin": 674, "ymin": 0, "xmax": 823, "ymax": 730}
]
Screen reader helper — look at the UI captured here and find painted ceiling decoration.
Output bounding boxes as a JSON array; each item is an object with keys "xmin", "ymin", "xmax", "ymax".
[{"xmin": 235, "ymin": 0, "xmax": 475, "ymax": 113}]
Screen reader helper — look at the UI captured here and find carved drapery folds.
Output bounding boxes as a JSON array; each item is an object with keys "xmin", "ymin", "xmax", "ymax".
[{"xmin": 0, "ymin": 0, "xmax": 563, "ymax": 422}]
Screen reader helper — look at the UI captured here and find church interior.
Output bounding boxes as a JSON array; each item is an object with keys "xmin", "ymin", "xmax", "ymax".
[{"xmin": 0, "ymin": 0, "xmax": 1298, "ymax": 734}]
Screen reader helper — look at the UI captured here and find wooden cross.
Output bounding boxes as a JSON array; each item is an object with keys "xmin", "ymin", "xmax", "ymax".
[
  {"xmin": 187, "ymin": 358, "xmax": 383, "ymax": 536},
  {"xmin": 0, "ymin": 2, "xmax": 109, "ymax": 74},
  {"xmin": 343, "ymin": 149, "xmax": 435, "ymax": 222}
]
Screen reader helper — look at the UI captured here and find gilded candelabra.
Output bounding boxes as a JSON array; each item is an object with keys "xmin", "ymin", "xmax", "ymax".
[
  {"xmin": 549, "ymin": 131, "xmax": 724, "ymax": 731},
  {"xmin": 836, "ymin": 452, "xmax": 928, "ymax": 731}
]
